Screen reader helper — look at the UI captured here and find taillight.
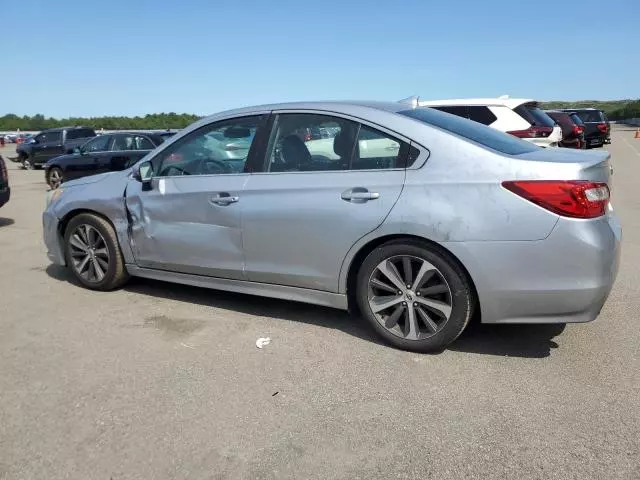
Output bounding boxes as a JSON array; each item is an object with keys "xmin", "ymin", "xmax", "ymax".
[
  {"xmin": 502, "ymin": 180, "xmax": 609, "ymax": 219},
  {"xmin": 597, "ymin": 123, "xmax": 608, "ymax": 133},
  {"xmin": 572, "ymin": 125, "xmax": 584, "ymax": 135},
  {"xmin": 507, "ymin": 126, "xmax": 553, "ymax": 138}
]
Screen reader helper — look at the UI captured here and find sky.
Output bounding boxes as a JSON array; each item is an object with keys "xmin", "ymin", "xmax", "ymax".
[{"xmin": 1, "ymin": 0, "xmax": 638, "ymax": 118}]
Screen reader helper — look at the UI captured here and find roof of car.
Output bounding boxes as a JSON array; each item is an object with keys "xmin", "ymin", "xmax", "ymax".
[
  {"xmin": 200, "ymin": 100, "xmax": 410, "ymax": 122},
  {"xmin": 417, "ymin": 96, "xmax": 536, "ymax": 109},
  {"xmin": 110, "ymin": 131, "xmax": 160, "ymax": 137},
  {"xmin": 42, "ymin": 126, "xmax": 94, "ymax": 133}
]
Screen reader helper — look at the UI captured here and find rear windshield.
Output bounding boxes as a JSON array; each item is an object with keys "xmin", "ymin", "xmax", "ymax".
[
  {"xmin": 514, "ymin": 103, "xmax": 556, "ymax": 127},
  {"xmin": 66, "ymin": 128, "xmax": 96, "ymax": 140},
  {"xmin": 399, "ymin": 107, "xmax": 539, "ymax": 155},
  {"xmin": 574, "ymin": 110, "xmax": 603, "ymax": 123}
]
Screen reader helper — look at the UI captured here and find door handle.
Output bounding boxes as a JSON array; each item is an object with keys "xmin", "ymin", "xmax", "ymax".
[
  {"xmin": 341, "ymin": 188, "xmax": 380, "ymax": 202},
  {"xmin": 209, "ymin": 193, "xmax": 239, "ymax": 206}
]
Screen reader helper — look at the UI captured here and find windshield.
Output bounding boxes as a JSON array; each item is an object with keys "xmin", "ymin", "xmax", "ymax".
[
  {"xmin": 569, "ymin": 113, "xmax": 584, "ymax": 126},
  {"xmin": 399, "ymin": 107, "xmax": 539, "ymax": 155},
  {"xmin": 574, "ymin": 110, "xmax": 604, "ymax": 123}
]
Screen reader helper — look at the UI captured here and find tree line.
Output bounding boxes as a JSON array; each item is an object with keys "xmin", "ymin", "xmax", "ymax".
[
  {"xmin": 2, "ymin": 100, "xmax": 640, "ymax": 132},
  {"xmin": 0, "ymin": 112, "xmax": 202, "ymax": 131}
]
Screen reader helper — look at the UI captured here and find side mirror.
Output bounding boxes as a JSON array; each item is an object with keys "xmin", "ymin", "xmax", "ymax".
[
  {"xmin": 133, "ymin": 160, "xmax": 154, "ymax": 190},
  {"xmin": 73, "ymin": 147, "xmax": 81, "ymax": 154}
]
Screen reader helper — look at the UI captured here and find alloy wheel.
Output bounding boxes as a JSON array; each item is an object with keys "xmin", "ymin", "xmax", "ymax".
[
  {"xmin": 68, "ymin": 224, "xmax": 110, "ymax": 283},
  {"xmin": 368, "ymin": 255, "xmax": 452, "ymax": 340}
]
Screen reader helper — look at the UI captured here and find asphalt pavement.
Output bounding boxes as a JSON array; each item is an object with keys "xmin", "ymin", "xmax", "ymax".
[{"xmin": 0, "ymin": 129, "xmax": 639, "ymax": 479}]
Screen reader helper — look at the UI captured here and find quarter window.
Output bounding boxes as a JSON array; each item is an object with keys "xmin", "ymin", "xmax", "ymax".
[
  {"xmin": 154, "ymin": 116, "xmax": 263, "ymax": 177},
  {"xmin": 468, "ymin": 106, "xmax": 498, "ymax": 125},
  {"xmin": 265, "ymin": 113, "xmax": 409, "ymax": 172}
]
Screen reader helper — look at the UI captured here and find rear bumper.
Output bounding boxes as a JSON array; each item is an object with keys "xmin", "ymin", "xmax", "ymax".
[
  {"xmin": 446, "ymin": 212, "xmax": 621, "ymax": 324},
  {"xmin": 42, "ymin": 208, "xmax": 66, "ymax": 266},
  {"xmin": 0, "ymin": 187, "xmax": 9, "ymax": 208}
]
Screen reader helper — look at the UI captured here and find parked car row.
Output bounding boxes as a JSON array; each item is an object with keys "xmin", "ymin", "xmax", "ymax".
[
  {"xmin": 44, "ymin": 131, "xmax": 167, "ymax": 189},
  {"xmin": 557, "ymin": 108, "xmax": 611, "ymax": 148},
  {"xmin": 15, "ymin": 127, "xmax": 98, "ymax": 169},
  {"xmin": 42, "ymin": 100, "xmax": 621, "ymax": 353},
  {"xmin": 1, "ymin": 133, "xmax": 33, "ymax": 144},
  {"xmin": 405, "ymin": 96, "xmax": 611, "ymax": 150}
]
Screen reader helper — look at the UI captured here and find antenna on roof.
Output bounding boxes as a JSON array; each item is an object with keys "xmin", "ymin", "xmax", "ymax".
[
  {"xmin": 498, "ymin": 94, "xmax": 510, "ymax": 99},
  {"xmin": 398, "ymin": 95, "xmax": 420, "ymax": 108}
]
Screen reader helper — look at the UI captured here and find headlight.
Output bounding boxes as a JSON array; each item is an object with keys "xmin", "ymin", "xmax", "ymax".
[{"xmin": 46, "ymin": 188, "xmax": 64, "ymax": 208}]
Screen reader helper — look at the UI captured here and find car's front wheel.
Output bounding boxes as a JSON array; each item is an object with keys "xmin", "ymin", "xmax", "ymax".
[
  {"xmin": 356, "ymin": 241, "xmax": 474, "ymax": 352},
  {"xmin": 47, "ymin": 167, "xmax": 64, "ymax": 189},
  {"xmin": 63, "ymin": 213, "xmax": 129, "ymax": 291}
]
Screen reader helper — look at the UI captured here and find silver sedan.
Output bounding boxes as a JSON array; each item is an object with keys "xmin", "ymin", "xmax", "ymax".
[{"xmin": 42, "ymin": 101, "xmax": 621, "ymax": 351}]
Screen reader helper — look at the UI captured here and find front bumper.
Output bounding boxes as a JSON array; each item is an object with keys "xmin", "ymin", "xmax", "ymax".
[
  {"xmin": 446, "ymin": 211, "xmax": 621, "ymax": 324},
  {"xmin": 43, "ymin": 208, "xmax": 66, "ymax": 266}
]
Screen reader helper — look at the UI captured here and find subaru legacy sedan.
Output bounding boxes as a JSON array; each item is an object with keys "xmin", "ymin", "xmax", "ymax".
[{"xmin": 42, "ymin": 101, "xmax": 621, "ymax": 352}]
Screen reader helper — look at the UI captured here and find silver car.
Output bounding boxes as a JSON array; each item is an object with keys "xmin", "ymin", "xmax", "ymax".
[{"xmin": 42, "ymin": 102, "xmax": 621, "ymax": 352}]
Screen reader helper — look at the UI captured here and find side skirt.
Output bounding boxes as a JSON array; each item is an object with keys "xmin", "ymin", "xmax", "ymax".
[{"xmin": 126, "ymin": 265, "xmax": 349, "ymax": 310}]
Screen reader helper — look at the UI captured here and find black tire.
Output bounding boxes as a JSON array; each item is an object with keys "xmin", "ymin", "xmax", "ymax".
[
  {"xmin": 21, "ymin": 156, "xmax": 33, "ymax": 170},
  {"xmin": 356, "ymin": 240, "xmax": 474, "ymax": 352},
  {"xmin": 63, "ymin": 213, "xmax": 129, "ymax": 291},
  {"xmin": 46, "ymin": 167, "xmax": 64, "ymax": 189}
]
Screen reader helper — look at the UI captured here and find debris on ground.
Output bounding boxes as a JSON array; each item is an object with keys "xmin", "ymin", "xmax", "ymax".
[{"xmin": 256, "ymin": 337, "xmax": 271, "ymax": 349}]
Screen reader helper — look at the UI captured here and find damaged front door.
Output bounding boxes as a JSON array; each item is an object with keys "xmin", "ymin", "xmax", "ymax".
[{"xmin": 124, "ymin": 115, "xmax": 266, "ymax": 280}]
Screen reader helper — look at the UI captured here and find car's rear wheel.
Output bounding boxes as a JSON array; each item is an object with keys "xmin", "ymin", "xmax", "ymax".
[
  {"xmin": 356, "ymin": 241, "xmax": 474, "ymax": 352},
  {"xmin": 64, "ymin": 213, "xmax": 129, "ymax": 291},
  {"xmin": 47, "ymin": 167, "xmax": 64, "ymax": 189}
]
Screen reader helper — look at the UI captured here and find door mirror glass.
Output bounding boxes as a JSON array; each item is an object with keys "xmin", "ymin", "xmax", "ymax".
[
  {"xmin": 134, "ymin": 160, "xmax": 154, "ymax": 189},
  {"xmin": 73, "ymin": 147, "xmax": 81, "ymax": 154}
]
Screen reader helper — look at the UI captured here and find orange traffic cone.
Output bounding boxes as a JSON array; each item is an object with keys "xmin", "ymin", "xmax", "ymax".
[{"xmin": 635, "ymin": 129, "xmax": 640, "ymax": 139}]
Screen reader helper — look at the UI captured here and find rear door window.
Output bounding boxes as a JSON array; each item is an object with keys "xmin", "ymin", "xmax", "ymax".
[
  {"xmin": 514, "ymin": 103, "xmax": 556, "ymax": 127},
  {"xmin": 81, "ymin": 135, "xmax": 112, "ymax": 153},
  {"xmin": 46, "ymin": 131, "xmax": 62, "ymax": 144},
  {"xmin": 400, "ymin": 107, "xmax": 539, "ymax": 155},
  {"xmin": 264, "ymin": 113, "xmax": 410, "ymax": 172}
]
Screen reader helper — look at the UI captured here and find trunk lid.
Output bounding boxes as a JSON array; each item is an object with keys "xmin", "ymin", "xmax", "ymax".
[{"xmin": 514, "ymin": 148, "xmax": 611, "ymax": 184}]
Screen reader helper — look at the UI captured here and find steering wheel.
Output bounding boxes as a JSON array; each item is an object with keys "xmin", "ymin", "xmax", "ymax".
[
  {"xmin": 159, "ymin": 165, "xmax": 191, "ymax": 177},
  {"xmin": 200, "ymin": 158, "xmax": 233, "ymax": 174}
]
